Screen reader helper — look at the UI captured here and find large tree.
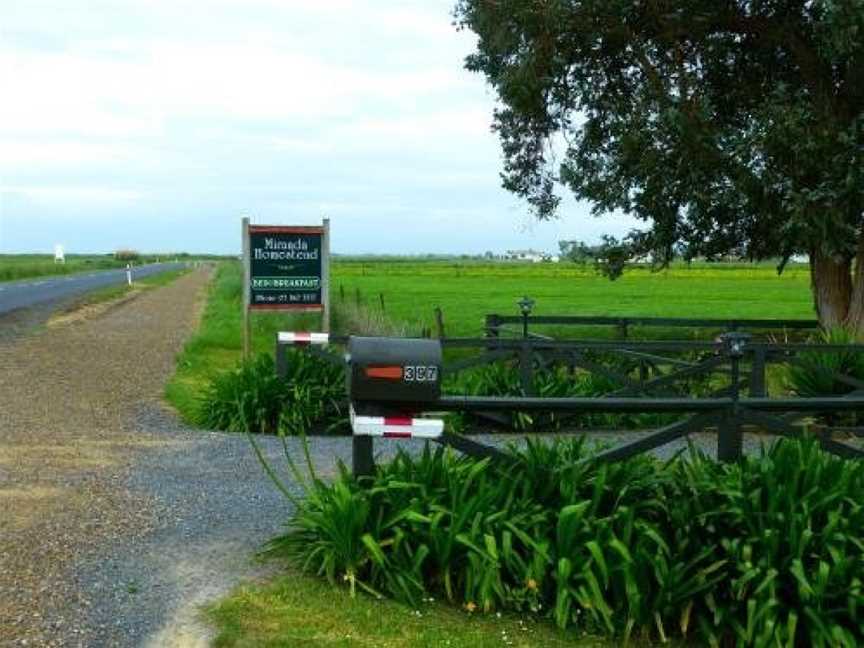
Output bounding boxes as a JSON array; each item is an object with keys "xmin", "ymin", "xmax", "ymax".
[{"xmin": 454, "ymin": 0, "xmax": 864, "ymax": 331}]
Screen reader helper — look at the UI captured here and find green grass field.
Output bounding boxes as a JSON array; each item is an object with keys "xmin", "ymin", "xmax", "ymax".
[
  {"xmin": 56, "ymin": 268, "xmax": 192, "ymax": 312},
  {"xmin": 0, "ymin": 254, "xmax": 137, "ymax": 282},
  {"xmin": 333, "ymin": 260, "xmax": 814, "ymax": 338},
  {"xmin": 0, "ymin": 253, "xmax": 226, "ymax": 283}
]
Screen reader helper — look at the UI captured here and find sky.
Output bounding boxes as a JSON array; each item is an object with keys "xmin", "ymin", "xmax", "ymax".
[{"xmin": 0, "ymin": 0, "xmax": 639, "ymax": 256}]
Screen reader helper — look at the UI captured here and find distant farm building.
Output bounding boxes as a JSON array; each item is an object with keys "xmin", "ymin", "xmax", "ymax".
[{"xmin": 505, "ymin": 249, "xmax": 560, "ymax": 263}]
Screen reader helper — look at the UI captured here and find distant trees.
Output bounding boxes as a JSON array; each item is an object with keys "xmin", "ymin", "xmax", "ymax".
[
  {"xmin": 113, "ymin": 250, "xmax": 140, "ymax": 262},
  {"xmin": 455, "ymin": 0, "xmax": 864, "ymax": 332},
  {"xmin": 559, "ymin": 238, "xmax": 632, "ymax": 277},
  {"xmin": 559, "ymin": 241, "xmax": 596, "ymax": 265}
]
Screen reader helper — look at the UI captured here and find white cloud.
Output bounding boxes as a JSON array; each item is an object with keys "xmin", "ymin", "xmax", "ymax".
[
  {"xmin": 3, "ymin": 185, "xmax": 144, "ymax": 207},
  {"xmin": 0, "ymin": 139, "xmax": 157, "ymax": 167},
  {"xmin": 0, "ymin": 0, "xmax": 616, "ymax": 254}
]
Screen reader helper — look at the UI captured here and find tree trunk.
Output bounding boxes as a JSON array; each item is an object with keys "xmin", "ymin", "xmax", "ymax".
[
  {"xmin": 810, "ymin": 248, "xmax": 852, "ymax": 329},
  {"xmin": 844, "ymin": 237, "xmax": 864, "ymax": 336}
]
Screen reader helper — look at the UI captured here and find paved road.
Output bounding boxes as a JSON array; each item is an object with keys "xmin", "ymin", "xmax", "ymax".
[{"xmin": 0, "ymin": 263, "xmax": 186, "ymax": 315}]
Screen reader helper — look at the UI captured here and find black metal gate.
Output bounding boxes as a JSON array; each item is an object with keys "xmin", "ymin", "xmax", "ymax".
[{"xmin": 276, "ymin": 331, "xmax": 864, "ymax": 474}]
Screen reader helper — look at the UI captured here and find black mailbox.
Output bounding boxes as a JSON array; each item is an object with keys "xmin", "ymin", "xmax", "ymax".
[{"xmin": 348, "ymin": 336, "xmax": 442, "ymax": 412}]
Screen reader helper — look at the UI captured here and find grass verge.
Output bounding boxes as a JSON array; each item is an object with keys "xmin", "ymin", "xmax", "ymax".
[
  {"xmin": 56, "ymin": 268, "xmax": 191, "ymax": 314},
  {"xmin": 165, "ymin": 263, "xmax": 324, "ymax": 424},
  {"xmin": 206, "ymin": 567, "xmax": 602, "ymax": 648},
  {"xmin": 165, "ymin": 262, "xmax": 407, "ymax": 426},
  {"xmin": 0, "ymin": 254, "xmax": 126, "ymax": 282}
]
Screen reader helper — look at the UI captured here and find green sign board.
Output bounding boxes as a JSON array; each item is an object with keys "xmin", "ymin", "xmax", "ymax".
[{"xmin": 248, "ymin": 226, "xmax": 324, "ymax": 309}]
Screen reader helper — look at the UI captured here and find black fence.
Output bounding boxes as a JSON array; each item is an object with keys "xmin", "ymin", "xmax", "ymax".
[
  {"xmin": 276, "ymin": 329, "xmax": 864, "ymax": 475},
  {"xmin": 485, "ymin": 313, "xmax": 820, "ymax": 340}
]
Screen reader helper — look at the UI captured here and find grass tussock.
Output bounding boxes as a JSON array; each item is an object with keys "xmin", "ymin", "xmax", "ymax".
[{"xmin": 195, "ymin": 352, "xmax": 347, "ymax": 435}]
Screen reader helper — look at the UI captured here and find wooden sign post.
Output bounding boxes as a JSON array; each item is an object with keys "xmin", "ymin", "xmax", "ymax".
[{"xmin": 241, "ymin": 218, "xmax": 330, "ymax": 358}]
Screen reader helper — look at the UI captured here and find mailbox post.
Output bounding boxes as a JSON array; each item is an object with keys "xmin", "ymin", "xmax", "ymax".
[
  {"xmin": 347, "ymin": 336, "xmax": 445, "ymax": 477},
  {"xmin": 275, "ymin": 333, "xmax": 445, "ymax": 479}
]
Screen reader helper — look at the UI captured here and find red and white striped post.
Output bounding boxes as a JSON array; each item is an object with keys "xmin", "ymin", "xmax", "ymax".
[
  {"xmin": 275, "ymin": 331, "xmax": 330, "ymax": 378},
  {"xmin": 277, "ymin": 331, "xmax": 330, "ymax": 346},
  {"xmin": 349, "ymin": 406, "xmax": 444, "ymax": 439}
]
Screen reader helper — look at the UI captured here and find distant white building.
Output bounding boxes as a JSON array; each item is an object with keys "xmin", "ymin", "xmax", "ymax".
[{"xmin": 506, "ymin": 249, "xmax": 560, "ymax": 263}]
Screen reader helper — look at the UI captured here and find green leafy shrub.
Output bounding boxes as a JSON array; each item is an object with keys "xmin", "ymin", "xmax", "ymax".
[
  {"xmin": 445, "ymin": 359, "xmax": 679, "ymax": 431},
  {"xmin": 196, "ymin": 351, "xmax": 347, "ymax": 434},
  {"xmin": 270, "ymin": 437, "xmax": 864, "ymax": 646},
  {"xmin": 785, "ymin": 328, "xmax": 864, "ymax": 398}
]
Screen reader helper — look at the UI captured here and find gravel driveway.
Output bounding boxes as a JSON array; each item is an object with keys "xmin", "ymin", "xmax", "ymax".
[{"xmin": 0, "ymin": 270, "xmax": 213, "ymax": 647}]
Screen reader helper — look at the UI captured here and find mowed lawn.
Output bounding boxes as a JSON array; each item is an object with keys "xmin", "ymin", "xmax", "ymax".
[{"xmin": 333, "ymin": 260, "xmax": 814, "ymax": 337}]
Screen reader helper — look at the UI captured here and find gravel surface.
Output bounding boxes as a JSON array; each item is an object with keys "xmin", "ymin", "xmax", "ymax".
[
  {"xmin": 0, "ymin": 269, "xmax": 212, "ymax": 647},
  {"xmin": 65, "ymin": 411, "xmax": 797, "ymax": 646}
]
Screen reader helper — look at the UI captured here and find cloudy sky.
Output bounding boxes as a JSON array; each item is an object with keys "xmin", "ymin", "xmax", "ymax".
[{"xmin": 0, "ymin": 0, "xmax": 637, "ymax": 255}]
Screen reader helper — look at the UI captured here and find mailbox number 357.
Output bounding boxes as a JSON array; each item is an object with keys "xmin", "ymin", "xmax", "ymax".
[{"xmin": 403, "ymin": 365, "xmax": 438, "ymax": 383}]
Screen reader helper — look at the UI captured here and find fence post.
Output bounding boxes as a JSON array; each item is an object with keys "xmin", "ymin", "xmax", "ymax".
[
  {"xmin": 749, "ymin": 346, "xmax": 766, "ymax": 397},
  {"xmin": 434, "ymin": 306, "xmax": 446, "ymax": 339},
  {"xmin": 379, "ymin": 292, "xmax": 386, "ymax": 312},
  {"xmin": 340, "ymin": 284, "xmax": 345, "ymax": 302},
  {"xmin": 520, "ymin": 339, "xmax": 534, "ymax": 395},
  {"xmin": 352, "ymin": 436, "xmax": 374, "ymax": 479},
  {"xmin": 717, "ymin": 333, "xmax": 750, "ymax": 462},
  {"xmin": 638, "ymin": 359, "xmax": 649, "ymax": 386},
  {"xmin": 485, "ymin": 314, "xmax": 500, "ymax": 338}
]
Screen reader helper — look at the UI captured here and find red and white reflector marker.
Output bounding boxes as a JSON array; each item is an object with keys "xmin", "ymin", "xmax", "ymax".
[
  {"xmin": 350, "ymin": 406, "xmax": 444, "ymax": 439},
  {"xmin": 277, "ymin": 331, "xmax": 330, "ymax": 346}
]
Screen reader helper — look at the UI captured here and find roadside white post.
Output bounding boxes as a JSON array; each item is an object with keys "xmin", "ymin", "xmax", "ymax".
[
  {"xmin": 54, "ymin": 244, "xmax": 65, "ymax": 264},
  {"xmin": 241, "ymin": 216, "xmax": 251, "ymax": 360},
  {"xmin": 126, "ymin": 263, "xmax": 132, "ymax": 286}
]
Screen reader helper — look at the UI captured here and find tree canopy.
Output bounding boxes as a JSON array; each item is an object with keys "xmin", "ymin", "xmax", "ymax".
[{"xmin": 455, "ymin": 0, "xmax": 864, "ymax": 328}]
